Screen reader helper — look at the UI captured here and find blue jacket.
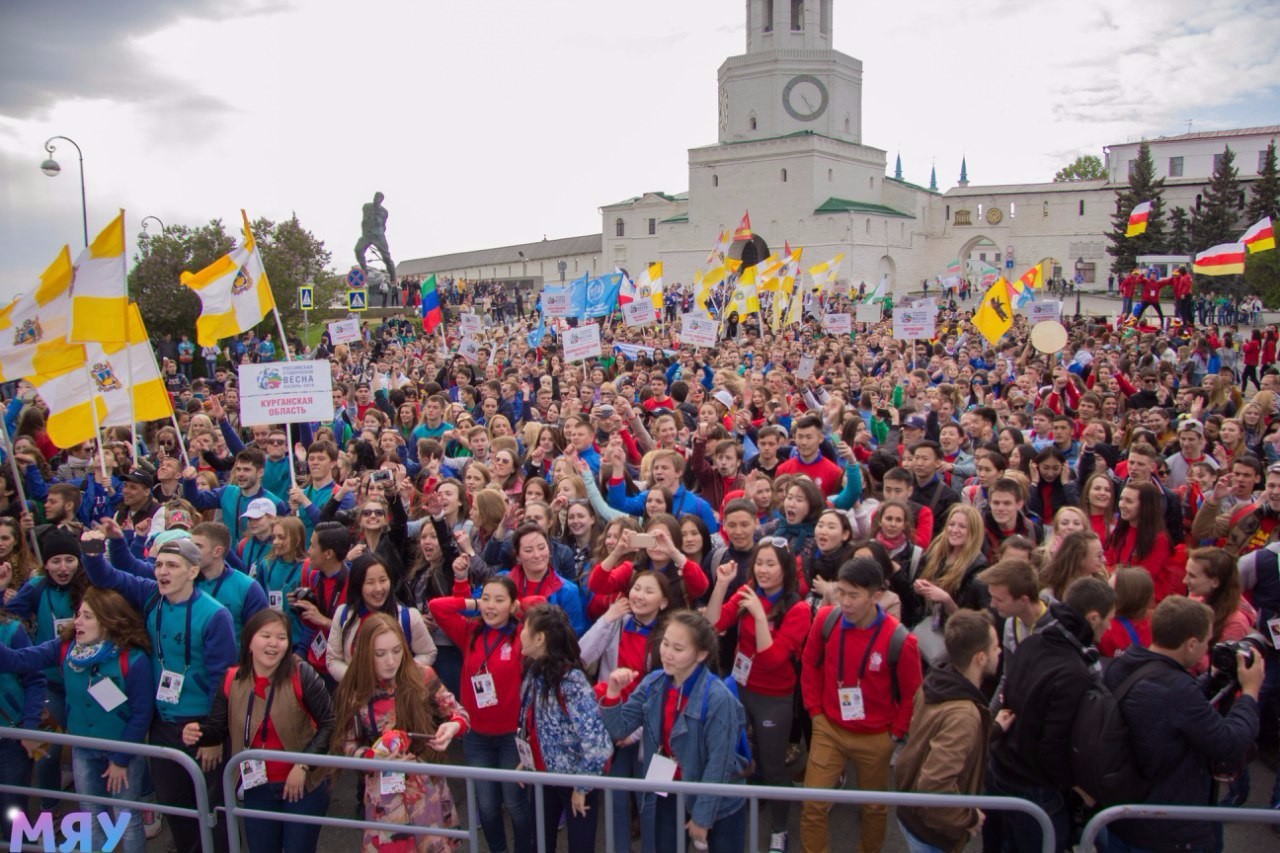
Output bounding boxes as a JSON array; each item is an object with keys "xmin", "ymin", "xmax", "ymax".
[
  {"xmin": 606, "ymin": 479, "xmax": 720, "ymax": 533},
  {"xmin": 600, "ymin": 665, "xmax": 746, "ymax": 829},
  {"xmin": 0, "ymin": 619, "xmax": 46, "ymax": 731},
  {"xmin": 1105, "ymin": 645, "xmax": 1259, "ymax": 851},
  {"xmin": 182, "ymin": 477, "xmax": 288, "ymax": 544},
  {"xmin": 519, "ymin": 668, "xmax": 612, "ymax": 793},
  {"xmin": 6, "ymin": 576, "xmax": 77, "ymax": 687}
]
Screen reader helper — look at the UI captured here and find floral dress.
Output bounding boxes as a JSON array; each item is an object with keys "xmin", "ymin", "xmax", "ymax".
[{"xmin": 341, "ymin": 667, "xmax": 470, "ymax": 853}]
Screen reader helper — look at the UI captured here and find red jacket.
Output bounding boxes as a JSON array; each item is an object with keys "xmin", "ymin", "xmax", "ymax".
[
  {"xmin": 713, "ymin": 587, "xmax": 812, "ymax": 697},
  {"xmin": 777, "ymin": 453, "xmax": 845, "ymax": 497},
  {"xmin": 1105, "ymin": 529, "xmax": 1177, "ymax": 600},
  {"xmin": 801, "ymin": 605, "xmax": 922, "ymax": 738},
  {"xmin": 588, "ymin": 557, "xmax": 710, "ymax": 609},
  {"xmin": 428, "ymin": 597, "xmax": 524, "ymax": 735},
  {"xmin": 1120, "ymin": 274, "xmax": 1139, "ymax": 298},
  {"xmin": 1139, "ymin": 277, "xmax": 1166, "ymax": 303}
]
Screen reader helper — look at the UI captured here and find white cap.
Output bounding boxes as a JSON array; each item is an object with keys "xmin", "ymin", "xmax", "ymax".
[{"xmin": 241, "ymin": 497, "xmax": 278, "ymax": 519}]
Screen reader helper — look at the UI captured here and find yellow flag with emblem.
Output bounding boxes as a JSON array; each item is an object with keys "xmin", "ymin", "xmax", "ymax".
[
  {"xmin": 0, "ymin": 246, "xmax": 87, "ymax": 381},
  {"xmin": 973, "ymin": 277, "xmax": 1015, "ymax": 344}
]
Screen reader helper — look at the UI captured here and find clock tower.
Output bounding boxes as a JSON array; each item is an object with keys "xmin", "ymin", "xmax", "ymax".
[{"xmin": 718, "ymin": 0, "xmax": 863, "ymax": 144}]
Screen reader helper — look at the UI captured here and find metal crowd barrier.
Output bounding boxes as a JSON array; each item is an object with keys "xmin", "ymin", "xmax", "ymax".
[
  {"xmin": 1078, "ymin": 803, "xmax": 1280, "ymax": 852},
  {"xmin": 226, "ymin": 746, "xmax": 1058, "ymax": 853},
  {"xmin": 0, "ymin": 725, "xmax": 217, "ymax": 853}
]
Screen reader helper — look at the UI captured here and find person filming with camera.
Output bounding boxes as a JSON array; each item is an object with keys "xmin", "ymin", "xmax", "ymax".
[{"xmin": 1103, "ymin": 595, "xmax": 1263, "ymax": 853}]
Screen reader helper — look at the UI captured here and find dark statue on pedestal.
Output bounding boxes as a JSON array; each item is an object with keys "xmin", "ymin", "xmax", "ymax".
[{"xmin": 355, "ymin": 191, "xmax": 396, "ymax": 283}]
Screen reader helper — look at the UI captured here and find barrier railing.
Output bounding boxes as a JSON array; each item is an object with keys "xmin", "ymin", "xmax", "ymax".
[
  {"xmin": 225, "ymin": 746, "xmax": 1058, "ymax": 853},
  {"xmin": 1078, "ymin": 803, "xmax": 1280, "ymax": 851},
  {"xmin": 0, "ymin": 725, "xmax": 217, "ymax": 853}
]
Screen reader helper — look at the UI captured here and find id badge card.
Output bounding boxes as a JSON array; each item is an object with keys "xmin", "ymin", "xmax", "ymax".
[
  {"xmin": 268, "ymin": 591, "xmax": 285, "ymax": 612},
  {"xmin": 240, "ymin": 759, "xmax": 269, "ymax": 790},
  {"xmin": 380, "ymin": 771, "xmax": 406, "ymax": 795},
  {"xmin": 310, "ymin": 631, "xmax": 327, "ymax": 658},
  {"xmin": 514, "ymin": 735, "xmax": 535, "ymax": 770},
  {"xmin": 731, "ymin": 652, "xmax": 753, "ymax": 686},
  {"xmin": 838, "ymin": 685, "xmax": 865, "ymax": 722},
  {"xmin": 156, "ymin": 669, "xmax": 185, "ymax": 705},
  {"xmin": 1268, "ymin": 617, "xmax": 1280, "ymax": 648},
  {"xmin": 87, "ymin": 677, "xmax": 128, "ymax": 712},
  {"xmin": 54, "ymin": 618, "xmax": 74, "ymax": 636},
  {"xmin": 471, "ymin": 672, "xmax": 498, "ymax": 708},
  {"xmin": 644, "ymin": 753, "xmax": 679, "ymax": 797}
]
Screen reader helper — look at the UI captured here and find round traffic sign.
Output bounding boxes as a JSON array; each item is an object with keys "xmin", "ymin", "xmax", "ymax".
[{"xmin": 347, "ymin": 267, "xmax": 366, "ymax": 288}]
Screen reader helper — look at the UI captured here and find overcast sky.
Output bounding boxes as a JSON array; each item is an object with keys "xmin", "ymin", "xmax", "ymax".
[{"xmin": 1, "ymin": 0, "xmax": 1277, "ymax": 299}]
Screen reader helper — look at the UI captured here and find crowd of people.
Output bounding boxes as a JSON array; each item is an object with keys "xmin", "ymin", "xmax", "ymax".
[{"xmin": 0, "ymin": 276, "xmax": 1278, "ymax": 853}]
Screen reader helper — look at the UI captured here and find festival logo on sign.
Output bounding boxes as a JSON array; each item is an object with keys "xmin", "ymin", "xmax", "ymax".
[
  {"xmin": 231, "ymin": 266, "xmax": 254, "ymax": 295},
  {"xmin": 14, "ymin": 318, "xmax": 43, "ymax": 346},
  {"xmin": 257, "ymin": 368, "xmax": 284, "ymax": 390},
  {"xmin": 91, "ymin": 362, "xmax": 123, "ymax": 393}
]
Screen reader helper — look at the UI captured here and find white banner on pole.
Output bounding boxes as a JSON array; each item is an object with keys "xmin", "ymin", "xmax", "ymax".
[
  {"xmin": 622, "ymin": 301, "xmax": 655, "ymax": 328},
  {"xmin": 563, "ymin": 323, "xmax": 602, "ymax": 363},
  {"xmin": 855, "ymin": 303, "xmax": 881, "ymax": 324},
  {"xmin": 459, "ymin": 313, "xmax": 483, "ymax": 335},
  {"xmin": 238, "ymin": 361, "xmax": 334, "ymax": 426},
  {"xmin": 458, "ymin": 335, "xmax": 483, "ymax": 365},
  {"xmin": 893, "ymin": 307, "xmax": 936, "ymax": 340},
  {"xmin": 543, "ymin": 292, "xmax": 570, "ymax": 317},
  {"xmin": 797, "ymin": 356, "xmax": 816, "ymax": 379},
  {"xmin": 327, "ymin": 318, "xmax": 361, "ymax": 345},
  {"xmin": 822, "ymin": 313, "xmax": 852, "ymax": 335},
  {"xmin": 679, "ymin": 313, "xmax": 718, "ymax": 347},
  {"xmin": 1026, "ymin": 300, "xmax": 1063, "ymax": 324}
]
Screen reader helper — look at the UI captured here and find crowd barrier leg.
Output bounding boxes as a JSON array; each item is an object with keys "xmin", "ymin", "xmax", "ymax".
[{"xmin": 1078, "ymin": 804, "xmax": 1280, "ymax": 852}]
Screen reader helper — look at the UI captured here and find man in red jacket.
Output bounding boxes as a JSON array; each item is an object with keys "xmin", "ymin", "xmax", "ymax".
[
  {"xmin": 1132, "ymin": 269, "xmax": 1169, "ymax": 328},
  {"xmin": 800, "ymin": 557, "xmax": 923, "ymax": 853},
  {"xmin": 1119, "ymin": 270, "xmax": 1139, "ymax": 318}
]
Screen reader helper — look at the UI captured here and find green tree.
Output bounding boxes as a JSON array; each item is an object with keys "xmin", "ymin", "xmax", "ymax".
[
  {"xmin": 250, "ymin": 215, "xmax": 338, "ymax": 345},
  {"xmin": 129, "ymin": 220, "xmax": 236, "ymax": 340},
  {"xmin": 1190, "ymin": 145, "xmax": 1244, "ymax": 250},
  {"xmin": 1106, "ymin": 142, "xmax": 1167, "ymax": 274},
  {"xmin": 1166, "ymin": 206, "xmax": 1191, "ymax": 255},
  {"xmin": 1054, "ymin": 154, "xmax": 1105, "ymax": 182},
  {"xmin": 1244, "ymin": 141, "xmax": 1280, "ymax": 306}
]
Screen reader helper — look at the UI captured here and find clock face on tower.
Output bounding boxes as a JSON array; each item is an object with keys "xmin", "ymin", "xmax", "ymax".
[{"xmin": 782, "ymin": 74, "xmax": 829, "ymax": 122}]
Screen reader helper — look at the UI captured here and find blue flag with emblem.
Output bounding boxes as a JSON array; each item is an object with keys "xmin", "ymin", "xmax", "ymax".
[
  {"xmin": 565, "ymin": 273, "xmax": 589, "ymax": 318},
  {"xmin": 527, "ymin": 314, "xmax": 546, "ymax": 349},
  {"xmin": 577, "ymin": 273, "xmax": 622, "ymax": 319}
]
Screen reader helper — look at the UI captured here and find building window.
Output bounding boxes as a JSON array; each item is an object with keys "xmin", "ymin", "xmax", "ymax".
[
  {"xmin": 866, "ymin": 219, "xmax": 871, "ymax": 234},
  {"xmin": 995, "ymin": 253, "xmax": 1002, "ymax": 263},
  {"xmin": 1009, "ymin": 202, "xmax": 1016, "ymax": 219},
  {"xmin": 712, "ymin": 174, "xmax": 719, "ymax": 187},
  {"xmin": 1043, "ymin": 201, "xmax": 1049, "ymax": 217},
  {"xmin": 1078, "ymin": 200, "xmax": 1085, "ymax": 216},
  {"xmin": 979, "ymin": 252, "xmax": 987, "ymax": 262},
  {"xmin": 1169, "ymin": 156, "xmax": 1184, "ymax": 177},
  {"xmin": 615, "ymin": 218, "xmax": 625, "ymax": 238},
  {"xmin": 820, "ymin": 0, "xmax": 832, "ymax": 34},
  {"xmin": 749, "ymin": 116, "xmax": 757, "ymax": 131},
  {"xmin": 946, "ymin": 204, "xmax": 950, "ymax": 220},
  {"xmin": 791, "ymin": 0, "xmax": 804, "ymax": 30},
  {"xmin": 1261, "ymin": 150, "xmax": 1270, "ymax": 174},
  {"xmin": 844, "ymin": 116, "xmax": 850, "ymax": 133},
  {"xmin": 1127, "ymin": 160, "xmax": 1135, "ymax": 178},
  {"xmin": 648, "ymin": 218, "xmax": 656, "ymax": 235},
  {"xmin": 781, "ymin": 168, "xmax": 788, "ymax": 182},
  {"xmin": 1195, "ymin": 193, "xmax": 1202, "ymax": 210},
  {"xmin": 764, "ymin": 0, "xmax": 773, "ymax": 31},
  {"xmin": 1213, "ymin": 153, "xmax": 1225, "ymax": 172},
  {"xmin": 827, "ymin": 168, "xmax": 833, "ymax": 182},
  {"xmin": 977, "ymin": 204, "xmax": 984, "ymax": 218},
  {"xmin": 900, "ymin": 223, "xmax": 905, "ymax": 238},
  {"xmin": 1239, "ymin": 191, "xmax": 1247, "ymax": 209}
]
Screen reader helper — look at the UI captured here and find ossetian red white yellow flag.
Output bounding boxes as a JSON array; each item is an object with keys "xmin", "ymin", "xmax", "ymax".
[
  {"xmin": 1126, "ymin": 201, "xmax": 1152, "ymax": 237},
  {"xmin": 1193, "ymin": 243, "xmax": 1247, "ymax": 276},
  {"xmin": 1242, "ymin": 216, "xmax": 1275, "ymax": 253}
]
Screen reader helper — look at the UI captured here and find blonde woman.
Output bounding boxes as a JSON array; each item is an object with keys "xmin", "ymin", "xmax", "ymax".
[
  {"xmin": 913, "ymin": 504, "xmax": 990, "ymax": 620},
  {"xmin": 1042, "ymin": 506, "xmax": 1091, "ymax": 555}
]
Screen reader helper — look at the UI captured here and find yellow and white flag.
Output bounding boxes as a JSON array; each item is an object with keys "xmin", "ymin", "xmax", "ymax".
[
  {"xmin": 182, "ymin": 210, "xmax": 275, "ymax": 346},
  {"xmin": 723, "ymin": 266, "xmax": 761, "ymax": 331},
  {"xmin": 784, "ymin": 288, "xmax": 805, "ymax": 328},
  {"xmin": 635, "ymin": 263, "xmax": 664, "ymax": 310},
  {"xmin": 779, "ymin": 247, "xmax": 803, "ymax": 294},
  {"xmin": 808, "ymin": 253, "xmax": 845, "ymax": 294},
  {"xmin": 0, "ymin": 246, "xmax": 87, "ymax": 382},
  {"xmin": 70, "ymin": 211, "xmax": 128, "ymax": 343},
  {"xmin": 99, "ymin": 304, "xmax": 173, "ymax": 427},
  {"xmin": 29, "ymin": 363, "xmax": 105, "ymax": 449}
]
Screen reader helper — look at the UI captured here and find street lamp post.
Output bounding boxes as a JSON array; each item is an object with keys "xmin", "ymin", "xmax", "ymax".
[
  {"xmin": 139, "ymin": 216, "xmax": 166, "ymax": 242},
  {"xmin": 1074, "ymin": 257, "xmax": 1085, "ymax": 322},
  {"xmin": 41, "ymin": 136, "xmax": 88, "ymax": 247}
]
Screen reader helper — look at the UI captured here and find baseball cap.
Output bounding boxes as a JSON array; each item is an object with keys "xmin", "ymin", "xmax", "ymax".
[
  {"xmin": 156, "ymin": 538, "xmax": 202, "ymax": 565},
  {"xmin": 125, "ymin": 471, "xmax": 155, "ymax": 489},
  {"xmin": 1177, "ymin": 419, "xmax": 1205, "ymax": 435},
  {"xmin": 241, "ymin": 498, "xmax": 278, "ymax": 520},
  {"xmin": 904, "ymin": 415, "xmax": 927, "ymax": 431}
]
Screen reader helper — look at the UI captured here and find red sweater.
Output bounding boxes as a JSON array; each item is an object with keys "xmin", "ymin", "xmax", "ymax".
[
  {"xmin": 800, "ymin": 606, "xmax": 921, "ymax": 738},
  {"xmin": 1105, "ymin": 529, "xmax": 1176, "ymax": 600},
  {"xmin": 428, "ymin": 597, "xmax": 524, "ymax": 736},
  {"xmin": 1098, "ymin": 615, "xmax": 1151, "ymax": 659},
  {"xmin": 713, "ymin": 587, "xmax": 812, "ymax": 697},
  {"xmin": 777, "ymin": 453, "xmax": 844, "ymax": 497},
  {"xmin": 588, "ymin": 558, "xmax": 710, "ymax": 608}
]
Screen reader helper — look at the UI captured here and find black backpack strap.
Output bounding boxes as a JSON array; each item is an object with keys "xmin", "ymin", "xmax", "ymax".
[
  {"xmin": 814, "ymin": 607, "xmax": 842, "ymax": 667},
  {"xmin": 887, "ymin": 623, "xmax": 909, "ymax": 706},
  {"xmin": 1113, "ymin": 661, "xmax": 1166, "ymax": 702}
]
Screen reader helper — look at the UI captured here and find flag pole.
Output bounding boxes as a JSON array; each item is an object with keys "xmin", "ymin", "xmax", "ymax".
[
  {"xmin": 169, "ymin": 412, "xmax": 191, "ymax": 468},
  {"xmin": 271, "ymin": 307, "xmax": 299, "ymax": 489},
  {"xmin": 86, "ymin": 365, "xmax": 108, "ymax": 481},
  {"xmin": 0, "ymin": 412, "xmax": 41, "ymax": 563}
]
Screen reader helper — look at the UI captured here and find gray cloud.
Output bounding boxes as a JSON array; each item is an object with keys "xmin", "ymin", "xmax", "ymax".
[{"xmin": 0, "ymin": 0, "xmax": 289, "ymax": 117}]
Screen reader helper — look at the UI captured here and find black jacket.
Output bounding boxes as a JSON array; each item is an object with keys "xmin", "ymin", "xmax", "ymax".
[
  {"xmin": 980, "ymin": 510, "xmax": 1044, "ymax": 562},
  {"xmin": 1104, "ymin": 646, "xmax": 1259, "ymax": 852},
  {"xmin": 912, "ymin": 476, "xmax": 962, "ymax": 536},
  {"xmin": 989, "ymin": 607, "xmax": 1095, "ymax": 789}
]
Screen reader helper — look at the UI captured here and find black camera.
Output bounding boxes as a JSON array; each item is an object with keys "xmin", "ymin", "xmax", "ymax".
[
  {"xmin": 289, "ymin": 586, "xmax": 318, "ymax": 616},
  {"xmin": 1210, "ymin": 633, "xmax": 1268, "ymax": 682}
]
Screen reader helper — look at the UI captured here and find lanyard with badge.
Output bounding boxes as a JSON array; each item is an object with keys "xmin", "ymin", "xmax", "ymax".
[
  {"xmin": 44, "ymin": 584, "xmax": 74, "ymax": 638},
  {"xmin": 308, "ymin": 572, "xmax": 346, "ymax": 659},
  {"xmin": 470, "ymin": 624, "xmax": 513, "ymax": 709},
  {"xmin": 731, "ymin": 586, "xmax": 782, "ymax": 685},
  {"xmin": 258, "ymin": 559, "xmax": 288, "ymax": 612},
  {"xmin": 514, "ymin": 681, "xmax": 540, "ymax": 771},
  {"xmin": 366, "ymin": 697, "xmax": 406, "ymax": 795},
  {"xmin": 836, "ymin": 615, "xmax": 885, "ymax": 722},
  {"xmin": 85, "ymin": 660, "xmax": 129, "ymax": 713},
  {"xmin": 239, "ymin": 682, "xmax": 277, "ymax": 790},
  {"xmin": 155, "ymin": 598, "xmax": 195, "ymax": 705}
]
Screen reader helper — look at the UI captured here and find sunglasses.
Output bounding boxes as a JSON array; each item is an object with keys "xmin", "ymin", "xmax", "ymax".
[
  {"xmin": 268, "ymin": 439, "xmax": 287, "ymax": 445},
  {"xmin": 361, "ymin": 508, "xmax": 387, "ymax": 517},
  {"xmin": 759, "ymin": 536, "xmax": 790, "ymax": 549}
]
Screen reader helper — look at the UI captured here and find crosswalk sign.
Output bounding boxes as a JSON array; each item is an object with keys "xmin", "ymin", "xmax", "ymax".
[
  {"xmin": 348, "ymin": 289, "xmax": 368, "ymax": 311},
  {"xmin": 298, "ymin": 286, "xmax": 314, "ymax": 311}
]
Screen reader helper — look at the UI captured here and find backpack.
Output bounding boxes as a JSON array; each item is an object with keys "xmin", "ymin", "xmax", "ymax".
[
  {"xmin": 817, "ymin": 607, "xmax": 911, "ymax": 704},
  {"xmin": 712, "ymin": 676, "xmax": 755, "ymax": 778},
  {"xmin": 222, "ymin": 664, "xmax": 315, "ymax": 728},
  {"xmin": 1069, "ymin": 659, "xmax": 1164, "ymax": 806}
]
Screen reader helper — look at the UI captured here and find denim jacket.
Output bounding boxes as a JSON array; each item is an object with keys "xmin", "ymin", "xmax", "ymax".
[
  {"xmin": 600, "ymin": 666, "xmax": 746, "ymax": 828},
  {"xmin": 520, "ymin": 668, "xmax": 612, "ymax": 794}
]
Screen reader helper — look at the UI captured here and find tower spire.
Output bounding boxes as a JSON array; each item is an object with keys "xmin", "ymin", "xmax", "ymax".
[
  {"xmin": 929, "ymin": 161, "xmax": 938, "ymax": 192},
  {"xmin": 894, "ymin": 153, "xmax": 903, "ymax": 181},
  {"xmin": 958, "ymin": 156, "xmax": 969, "ymax": 188}
]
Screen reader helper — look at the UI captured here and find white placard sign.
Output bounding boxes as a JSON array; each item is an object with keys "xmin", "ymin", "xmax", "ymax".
[
  {"xmin": 459, "ymin": 313, "xmax": 483, "ymax": 335},
  {"xmin": 457, "ymin": 335, "xmax": 483, "ymax": 365},
  {"xmin": 822, "ymin": 313, "xmax": 852, "ymax": 335},
  {"xmin": 622, "ymin": 300, "xmax": 655, "ymax": 328},
  {"xmin": 797, "ymin": 356, "xmax": 816, "ymax": 379},
  {"xmin": 679, "ymin": 313, "xmax": 718, "ymax": 348},
  {"xmin": 893, "ymin": 307, "xmax": 936, "ymax": 340},
  {"xmin": 1026, "ymin": 300, "xmax": 1063, "ymax": 324},
  {"xmin": 543, "ymin": 292, "xmax": 570, "ymax": 317},
  {"xmin": 563, "ymin": 323, "xmax": 602, "ymax": 363},
  {"xmin": 855, "ymin": 303, "xmax": 881, "ymax": 324},
  {"xmin": 327, "ymin": 318, "xmax": 361, "ymax": 345},
  {"xmin": 238, "ymin": 361, "xmax": 334, "ymax": 426}
]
